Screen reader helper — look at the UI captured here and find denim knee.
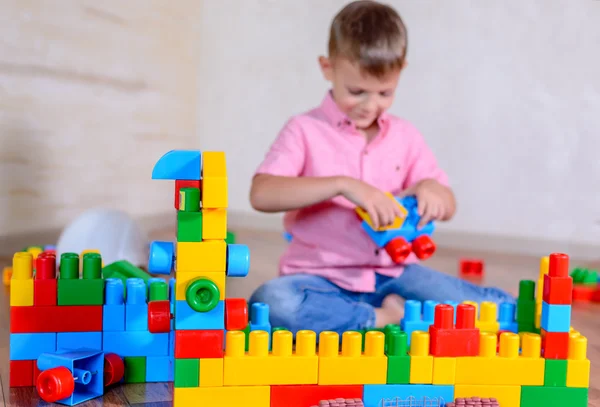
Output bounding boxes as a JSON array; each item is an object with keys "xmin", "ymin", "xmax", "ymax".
[{"xmin": 249, "ymin": 277, "xmax": 305, "ymax": 332}]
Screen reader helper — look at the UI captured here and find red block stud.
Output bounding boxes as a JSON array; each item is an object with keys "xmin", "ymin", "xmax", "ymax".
[
  {"xmin": 104, "ymin": 353, "xmax": 125, "ymax": 387},
  {"xmin": 175, "ymin": 180, "xmax": 201, "ymax": 209},
  {"xmin": 460, "ymin": 259, "xmax": 484, "ymax": 278},
  {"xmin": 36, "ymin": 252, "xmax": 56, "ymax": 279},
  {"xmin": 385, "ymin": 237, "xmax": 411, "ymax": 264},
  {"xmin": 541, "ymin": 329, "xmax": 569, "ymax": 359},
  {"xmin": 148, "ymin": 300, "xmax": 172, "ymax": 333},
  {"xmin": 433, "ymin": 304, "xmax": 454, "ymax": 330},
  {"xmin": 543, "ymin": 274, "xmax": 573, "ymax": 305},
  {"xmin": 10, "ymin": 360, "xmax": 33, "ymax": 387},
  {"xmin": 225, "ymin": 298, "xmax": 248, "ymax": 331},
  {"xmin": 37, "ymin": 366, "xmax": 75, "ymax": 403},
  {"xmin": 175, "ymin": 330, "xmax": 224, "ymax": 358},
  {"xmin": 456, "ymin": 304, "xmax": 476, "ymax": 329},
  {"xmin": 412, "ymin": 235, "xmax": 436, "ymax": 260},
  {"xmin": 549, "ymin": 253, "xmax": 569, "ymax": 278}
]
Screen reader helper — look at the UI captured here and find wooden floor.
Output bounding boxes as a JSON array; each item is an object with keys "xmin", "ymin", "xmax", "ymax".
[{"xmin": 1, "ymin": 227, "xmax": 599, "ymax": 406}]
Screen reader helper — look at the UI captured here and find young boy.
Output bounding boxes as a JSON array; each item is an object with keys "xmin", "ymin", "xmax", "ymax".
[{"xmin": 249, "ymin": 0, "xmax": 514, "ymax": 336}]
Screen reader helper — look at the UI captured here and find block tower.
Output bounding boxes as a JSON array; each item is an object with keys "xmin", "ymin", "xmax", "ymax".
[{"xmin": 147, "ymin": 150, "xmax": 251, "ymax": 405}]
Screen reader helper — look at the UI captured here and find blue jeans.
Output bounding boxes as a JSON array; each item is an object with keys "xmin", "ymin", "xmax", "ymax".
[{"xmin": 248, "ymin": 264, "xmax": 515, "ymax": 336}]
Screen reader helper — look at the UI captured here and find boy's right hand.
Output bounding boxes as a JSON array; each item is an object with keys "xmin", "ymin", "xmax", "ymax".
[{"xmin": 338, "ymin": 177, "xmax": 404, "ymax": 230}]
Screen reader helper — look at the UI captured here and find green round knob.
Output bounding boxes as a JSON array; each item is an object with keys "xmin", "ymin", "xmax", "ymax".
[{"xmin": 186, "ymin": 278, "xmax": 220, "ymax": 312}]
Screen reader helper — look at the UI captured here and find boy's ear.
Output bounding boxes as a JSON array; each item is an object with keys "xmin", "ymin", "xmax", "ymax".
[{"xmin": 318, "ymin": 55, "xmax": 333, "ymax": 81}]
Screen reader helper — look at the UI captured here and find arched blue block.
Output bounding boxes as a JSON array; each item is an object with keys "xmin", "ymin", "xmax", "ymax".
[
  {"xmin": 226, "ymin": 244, "xmax": 250, "ymax": 277},
  {"xmin": 148, "ymin": 241, "xmax": 174, "ymax": 275},
  {"xmin": 152, "ymin": 150, "xmax": 202, "ymax": 180}
]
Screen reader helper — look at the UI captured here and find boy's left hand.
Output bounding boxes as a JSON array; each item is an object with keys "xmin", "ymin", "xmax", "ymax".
[{"xmin": 401, "ymin": 179, "xmax": 455, "ymax": 228}]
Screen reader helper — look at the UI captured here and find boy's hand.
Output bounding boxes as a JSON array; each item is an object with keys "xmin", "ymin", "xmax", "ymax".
[
  {"xmin": 402, "ymin": 179, "xmax": 455, "ymax": 228},
  {"xmin": 339, "ymin": 177, "xmax": 404, "ymax": 229}
]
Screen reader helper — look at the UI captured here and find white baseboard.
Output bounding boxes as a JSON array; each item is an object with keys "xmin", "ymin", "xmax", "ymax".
[{"xmin": 226, "ymin": 211, "xmax": 600, "ymax": 262}]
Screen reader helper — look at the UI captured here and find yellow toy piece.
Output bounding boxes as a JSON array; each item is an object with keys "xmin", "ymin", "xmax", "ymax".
[
  {"xmin": 432, "ymin": 357, "xmax": 456, "ymax": 385},
  {"xmin": 409, "ymin": 331, "xmax": 433, "ymax": 384},
  {"xmin": 318, "ymin": 331, "xmax": 387, "ymax": 385},
  {"xmin": 202, "ymin": 151, "xmax": 228, "ymax": 209},
  {"xmin": 2, "ymin": 266, "xmax": 12, "ymax": 286},
  {"xmin": 355, "ymin": 192, "xmax": 408, "ymax": 231},
  {"xmin": 201, "ymin": 208, "xmax": 227, "ymax": 240},
  {"xmin": 176, "ymin": 241, "xmax": 226, "ymax": 272},
  {"xmin": 199, "ymin": 358, "xmax": 224, "ymax": 387},
  {"xmin": 566, "ymin": 333, "xmax": 590, "ymax": 388},
  {"xmin": 455, "ymin": 332, "xmax": 544, "ymax": 386},
  {"xmin": 10, "ymin": 252, "xmax": 33, "ymax": 306},
  {"xmin": 174, "ymin": 386, "xmax": 270, "ymax": 407},
  {"xmin": 224, "ymin": 330, "xmax": 318, "ymax": 385}
]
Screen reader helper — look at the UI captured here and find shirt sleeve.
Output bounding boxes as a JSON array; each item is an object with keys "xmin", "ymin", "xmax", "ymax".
[
  {"xmin": 255, "ymin": 117, "xmax": 306, "ymax": 177},
  {"xmin": 402, "ymin": 124, "xmax": 450, "ymax": 189}
]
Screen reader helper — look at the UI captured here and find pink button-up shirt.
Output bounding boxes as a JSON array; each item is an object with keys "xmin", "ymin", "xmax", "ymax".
[{"xmin": 255, "ymin": 91, "xmax": 449, "ymax": 292}]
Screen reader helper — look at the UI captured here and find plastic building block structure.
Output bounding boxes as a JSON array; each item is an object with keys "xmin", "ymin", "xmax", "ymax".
[
  {"xmin": 459, "ymin": 259, "xmax": 484, "ymax": 280},
  {"xmin": 356, "ymin": 195, "xmax": 436, "ymax": 264},
  {"xmin": 10, "ymin": 149, "xmax": 591, "ymax": 407},
  {"xmin": 570, "ymin": 267, "xmax": 600, "ymax": 303}
]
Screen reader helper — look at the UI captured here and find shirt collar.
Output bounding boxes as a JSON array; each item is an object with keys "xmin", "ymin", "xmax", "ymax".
[{"xmin": 319, "ymin": 90, "xmax": 390, "ymax": 130}]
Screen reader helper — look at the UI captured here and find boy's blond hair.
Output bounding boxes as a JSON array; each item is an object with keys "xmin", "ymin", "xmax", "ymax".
[{"xmin": 328, "ymin": 0, "xmax": 408, "ymax": 78}]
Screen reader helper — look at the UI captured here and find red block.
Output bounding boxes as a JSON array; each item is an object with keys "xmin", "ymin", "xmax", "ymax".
[
  {"xmin": 572, "ymin": 285, "xmax": 596, "ymax": 302},
  {"xmin": 429, "ymin": 304, "xmax": 480, "ymax": 357},
  {"xmin": 36, "ymin": 252, "xmax": 56, "ymax": 280},
  {"xmin": 10, "ymin": 305, "xmax": 103, "ymax": 333},
  {"xmin": 460, "ymin": 259, "xmax": 484, "ymax": 277},
  {"xmin": 10, "ymin": 360, "xmax": 33, "ymax": 387},
  {"xmin": 148, "ymin": 300, "xmax": 172, "ymax": 333},
  {"xmin": 225, "ymin": 298, "xmax": 248, "ymax": 331},
  {"xmin": 549, "ymin": 253, "xmax": 569, "ymax": 277},
  {"xmin": 270, "ymin": 385, "xmax": 364, "ymax": 407},
  {"xmin": 175, "ymin": 180, "xmax": 201, "ymax": 209},
  {"xmin": 541, "ymin": 329, "xmax": 569, "ymax": 359},
  {"xmin": 543, "ymin": 274, "xmax": 573, "ymax": 305},
  {"xmin": 34, "ymin": 279, "xmax": 57, "ymax": 306},
  {"xmin": 175, "ymin": 330, "xmax": 223, "ymax": 358},
  {"xmin": 33, "ymin": 363, "xmax": 41, "ymax": 385}
]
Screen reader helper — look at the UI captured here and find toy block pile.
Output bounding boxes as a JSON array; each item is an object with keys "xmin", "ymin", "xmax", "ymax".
[{"xmin": 570, "ymin": 266, "xmax": 600, "ymax": 302}]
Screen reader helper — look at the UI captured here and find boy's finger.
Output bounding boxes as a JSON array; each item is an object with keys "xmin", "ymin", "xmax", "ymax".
[{"xmin": 367, "ymin": 206, "xmax": 379, "ymax": 229}]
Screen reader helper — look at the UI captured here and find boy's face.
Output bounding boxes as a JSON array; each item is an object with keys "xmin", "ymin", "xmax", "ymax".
[{"xmin": 319, "ymin": 56, "xmax": 403, "ymax": 129}]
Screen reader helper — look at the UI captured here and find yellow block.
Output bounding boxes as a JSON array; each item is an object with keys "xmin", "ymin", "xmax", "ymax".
[
  {"xmin": 318, "ymin": 331, "xmax": 387, "ymax": 385},
  {"xmin": 476, "ymin": 301, "xmax": 500, "ymax": 333},
  {"xmin": 202, "ymin": 208, "xmax": 227, "ymax": 240},
  {"xmin": 202, "ymin": 151, "xmax": 228, "ymax": 209},
  {"xmin": 432, "ymin": 357, "xmax": 456, "ymax": 385},
  {"xmin": 409, "ymin": 331, "xmax": 433, "ymax": 384},
  {"xmin": 454, "ymin": 385, "xmax": 521, "ymax": 407},
  {"xmin": 199, "ymin": 358, "xmax": 223, "ymax": 387},
  {"xmin": 224, "ymin": 330, "xmax": 318, "ymax": 385},
  {"xmin": 174, "ymin": 386, "xmax": 270, "ymax": 407},
  {"xmin": 355, "ymin": 192, "xmax": 408, "ymax": 231},
  {"xmin": 10, "ymin": 252, "xmax": 34, "ymax": 306},
  {"xmin": 176, "ymin": 241, "xmax": 226, "ymax": 272},
  {"xmin": 455, "ymin": 332, "xmax": 544, "ymax": 386},
  {"xmin": 175, "ymin": 271, "xmax": 226, "ymax": 301},
  {"xmin": 26, "ymin": 247, "xmax": 43, "ymax": 259},
  {"xmin": 566, "ymin": 334, "xmax": 590, "ymax": 388},
  {"xmin": 3, "ymin": 267, "xmax": 12, "ymax": 286},
  {"xmin": 535, "ymin": 300, "xmax": 542, "ymax": 329}
]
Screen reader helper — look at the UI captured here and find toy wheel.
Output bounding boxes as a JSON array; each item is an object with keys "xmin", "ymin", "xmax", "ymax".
[
  {"xmin": 412, "ymin": 235, "xmax": 436, "ymax": 260},
  {"xmin": 148, "ymin": 300, "xmax": 172, "ymax": 333},
  {"xmin": 186, "ymin": 278, "xmax": 220, "ymax": 312},
  {"xmin": 104, "ymin": 353, "xmax": 125, "ymax": 387},
  {"xmin": 385, "ymin": 237, "xmax": 411, "ymax": 263},
  {"xmin": 225, "ymin": 298, "xmax": 248, "ymax": 330},
  {"xmin": 37, "ymin": 366, "xmax": 75, "ymax": 403}
]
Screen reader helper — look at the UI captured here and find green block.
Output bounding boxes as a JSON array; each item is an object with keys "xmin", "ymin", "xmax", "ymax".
[
  {"xmin": 103, "ymin": 260, "xmax": 150, "ymax": 285},
  {"xmin": 518, "ymin": 322, "xmax": 536, "ymax": 334},
  {"xmin": 544, "ymin": 359, "xmax": 567, "ymax": 387},
  {"xmin": 177, "ymin": 211, "xmax": 203, "ymax": 242},
  {"xmin": 175, "ymin": 358, "xmax": 199, "ymax": 388},
  {"xmin": 243, "ymin": 324, "xmax": 251, "ymax": 351},
  {"xmin": 57, "ymin": 278, "xmax": 104, "ymax": 305},
  {"xmin": 386, "ymin": 331, "xmax": 410, "ymax": 384},
  {"xmin": 520, "ymin": 386, "xmax": 587, "ymax": 407},
  {"xmin": 226, "ymin": 230, "xmax": 236, "ymax": 244},
  {"xmin": 179, "ymin": 187, "xmax": 200, "ymax": 211},
  {"xmin": 124, "ymin": 357, "xmax": 146, "ymax": 383}
]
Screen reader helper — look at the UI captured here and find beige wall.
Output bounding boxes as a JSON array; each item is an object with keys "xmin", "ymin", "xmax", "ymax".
[{"xmin": 0, "ymin": 1, "xmax": 200, "ymax": 241}]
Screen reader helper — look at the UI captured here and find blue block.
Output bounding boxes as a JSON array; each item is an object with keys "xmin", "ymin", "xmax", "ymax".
[
  {"xmin": 499, "ymin": 302, "xmax": 518, "ymax": 333},
  {"xmin": 103, "ymin": 331, "xmax": 169, "ymax": 357},
  {"xmin": 249, "ymin": 302, "xmax": 272, "ymax": 348},
  {"xmin": 10, "ymin": 333, "xmax": 56, "ymax": 360},
  {"xmin": 37, "ymin": 349, "xmax": 104, "ymax": 406},
  {"xmin": 103, "ymin": 305, "xmax": 125, "ymax": 331},
  {"xmin": 148, "ymin": 241, "xmax": 175, "ymax": 275},
  {"xmin": 175, "ymin": 299, "xmax": 225, "ymax": 330},
  {"xmin": 169, "ymin": 278, "xmax": 176, "ymax": 331},
  {"xmin": 226, "ymin": 244, "xmax": 250, "ymax": 277},
  {"xmin": 152, "ymin": 149, "xmax": 201, "ymax": 180},
  {"xmin": 400, "ymin": 300, "xmax": 437, "ymax": 345},
  {"xmin": 168, "ymin": 331, "xmax": 175, "ymax": 357},
  {"xmin": 363, "ymin": 384, "xmax": 454, "ymax": 407},
  {"xmin": 541, "ymin": 301, "xmax": 571, "ymax": 332},
  {"xmin": 146, "ymin": 356, "xmax": 173, "ymax": 382},
  {"xmin": 57, "ymin": 332, "xmax": 102, "ymax": 351},
  {"xmin": 125, "ymin": 278, "xmax": 148, "ymax": 331}
]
